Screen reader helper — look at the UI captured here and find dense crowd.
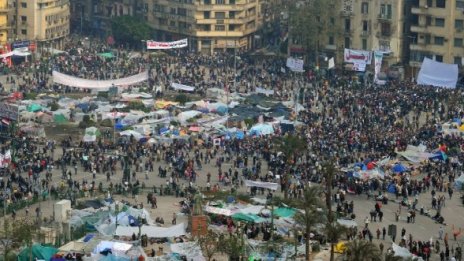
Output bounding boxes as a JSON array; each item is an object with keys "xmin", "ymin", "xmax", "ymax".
[{"xmin": 0, "ymin": 37, "xmax": 463, "ymax": 260}]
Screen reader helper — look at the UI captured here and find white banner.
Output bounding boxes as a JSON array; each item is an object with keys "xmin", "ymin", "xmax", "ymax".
[
  {"xmin": 417, "ymin": 57, "xmax": 458, "ymax": 88},
  {"xmin": 0, "ymin": 48, "xmax": 31, "ymax": 58},
  {"xmin": 286, "ymin": 57, "xmax": 304, "ymax": 72},
  {"xmin": 171, "ymin": 82, "xmax": 195, "ymax": 92},
  {"xmin": 352, "ymin": 62, "xmax": 367, "ymax": 72},
  {"xmin": 53, "ymin": 71, "xmax": 148, "ymax": 89},
  {"xmin": 373, "ymin": 51, "xmax": 385, "ymax": 85},
  {"xmin": 255, "ymin": 87, "xmax": 274, "ymax": 96},
  {"xmin": 328, "ymin": 57, "xmax": 335, "ymax": 69},
  {"xmin": 344, "ymin": 48, "xmax": 372, "ymax": 64},
  {"xmin": 245, "ymin": 180, "xmax": 279, "ymax": 190},
  {"xmin": 147, "ymin": 39, "xmax": 188, "ymax": 50}
]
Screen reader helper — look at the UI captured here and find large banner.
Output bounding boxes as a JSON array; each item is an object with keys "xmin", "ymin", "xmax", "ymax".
[
  {"xmin": 146, "ymin": 39, "xmax": 188, "ymax": 50},
  {"xmin": 0, "ymin": 102, "xmax": 19, "ymax": 120},
  {"xmin": 417, "ymin": 58, "xmax": 458, "ymax": 88},
  {"xmin": 244, "ymin": 180, "xmax": 279, "ymax": 190},
  {"xmin": 171, "ymin": 82, "xmax": 195, "ymax": 92},
  {"xmin": 344, "ymin": 49, "xmax": 372, "ymax": 64},
  {"xmin": 286, "ymin": 57, "xmax": 304, "ymax": 72},
  {"xmin": 53, "ymin": 71, "xmax": 148, "ymax": 89},
  {"xmin": 373, "ymin": 51, "xmax": 385, "ymax": 85}
]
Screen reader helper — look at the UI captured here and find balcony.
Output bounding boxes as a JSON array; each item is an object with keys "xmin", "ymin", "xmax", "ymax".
[
  {"xmin": 0, "ymin": 6, "xmax": 10, "ymax": 13},
  {"xmin": 376, "ymin": 32, "xmax": 391, "ymax": 39},
  {"xmin": 410, "ymin": 25, "xmax": 428, "ymax": 34},
  {"xmin": 325, "ymin": 44, "xmax": 337, "ymax": 50},
  {"xmin": 411, "ymin": 6, "xmax": 447, "ymax": 17},
  {"xmin": 196, "ymin": 3, "xmax": 255, "ymax": 12},
  {"xmin": 340, "ymin": 11, "xmax": 354, "ymax": 17},
  {"xmin": 343, "ymin": 29, "xmax": 353, "ymax": 36},
  {"xmin": 360, "ymin": 31, "xmax": 370, "ymax": 37},
  {"xmin": 196, "ymin": 16, "xmax": 255, "ymax": 24},
  {"xmin": 377, "ymin": 14, "xmax": 391, "ymax": 21}
]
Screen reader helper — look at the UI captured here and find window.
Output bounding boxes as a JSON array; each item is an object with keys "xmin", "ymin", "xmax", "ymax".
[
  {"xmin": 454, "ymin": 56, "xmax": 462, "ymax": 65},
  {"xmin": 361, "ymin": 2, "xmax": 369, "ymax": 14},
  {"xmin": 458, "ymin": 0, "xmax": 464, "ymax": 9},
  {"xmin": 21, "ymin": 29, "xmax": 27, "ymax": 35},
  {"xmin": 329, "ymin": 36, "xmax": 334, "ymax": 45},
  {"xmin": 215, "ymin": 12, "xmax": 225, "ymax": 19},
  {"xmin": 215, "ymin": 25, "xmax": 225, "ymax": 31},
  {"xmin": 344, "ymin": 37, "xmax": 350, "ymax": 48},
  {"xmin": 434, "ymin": 36, "xmax": 445, "ymax": 45},
  {"xmin": 330, "ymin": 17, "xmax": 335, "ymax": 25},
  {"xmin": 177, "ymin": 8, "xmax": 186, "ymax": 16},
  {"xmin": 455, "ymin": 38, "xmax": 463, "ymax": 47},
  {"xmin": 426, "ymin": 16, "xmax": 432, "ymax": 26},
  {"xmin": 216, "ymin": 0, "xmax": 225, "ymax": 4},
  {"xmin": 344, "ymin": 18, "xmax": 351, "ymax": 31},
  {"xmin": 204, "ymin": 0, "xmax": 211, "ymax": 4},
  {"xmin": 362, "ymin": 39, "xmax": 367, "ymax": 50},
  {"xmin": 436, "ymin": 0, "xmax": 446, "ymax": 8},
  {"xmin": 170, "ymin": 8, "xmax": 176, "ymax": 14},
  {"xmin": 456, "ymin": 19, "xmax": 464, "ymax": 29},
  {"xmin": 362, "ymin": 20, "xmax": 369, "ymax": 31},
  {"xmin": 21, "ymin": 16, "xmax": 27, "ymax": 22},
  {"xmin": 381, "ymin": 22, "xmax": 391, "ymax": 36},
  {"xmin": 425, "ymin": 34, "xmax": 431, "ymax": 44},
  {"xmin": 380, "ymin": 4, "xmax": 392, "ymax": 19},
  {"xmin": 435, "ymin": 55, "xmax": 443, "ymax": 62},
  {"xmin": 230, "ymin": 0, "xmax": 235, "ymax": 4},
  {"xmin": 229, "ymin": 24, "xmax": 236, "ymax": 31},
  {"xmin": 435, "ymin": 18, "xmax": 445, "ymax": 27},
  {"xmin": 204, "ymin": 11, "xmax": 210, "ymax": 18},
  {"xmin": 426, "ymin": 0, "xmax": 433, "ymax": 7},
  {"xmin": 229, "ymin": 11, "xmax": 235, "ymax": 18},
  {"xmin": 21, "ymin": 2, "xmax": 26, "ymax": 8}
]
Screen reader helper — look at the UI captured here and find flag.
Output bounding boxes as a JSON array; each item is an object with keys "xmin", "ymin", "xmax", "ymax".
[{"xmin": 1, "ymin": 118, "xmax": 10, "ymax": 125}]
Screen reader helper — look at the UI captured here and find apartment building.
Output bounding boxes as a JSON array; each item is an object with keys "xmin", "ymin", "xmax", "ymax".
[
  {"xmin": 70, "ymin": 0, "xmax": 141, "ymax": 36},
  {"xmin": 0, "ymin": 0, "xmax": 8, "ymax": 47},
  {"xmin": 409, "ymin": 0, "xmax": 464, "ymax": 69},
  {"xmin": 146, "ymin": 0, "xmax": 260, "ymax": 53},
  {"xmin": 336, "ymin": 0, "xmax": 405, "ymax": 67},
  {"xmin": 13, "ymin": 0, "xmax": 70, "ymax": 49}
]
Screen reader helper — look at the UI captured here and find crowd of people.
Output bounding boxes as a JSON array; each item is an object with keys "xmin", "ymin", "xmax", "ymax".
[{"xmin": 0, "ymin": 36, "xmax": 463, "ymax": 260}]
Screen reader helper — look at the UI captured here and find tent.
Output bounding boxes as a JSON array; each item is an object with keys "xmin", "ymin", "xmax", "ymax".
[
  {"xmin": 54, "ymin": 114, "xmax": 68, "ymax": 124},
  {"xmin": 27, "ymin": 104, "xmax": 43, "ymax": 112},
  {"xmin": 392, "ymin": 163, "xmax": 408, "ymax": 173},
  {"xmin": 249, "ymin": 123, "xmax": 274, "ymax": 136},
  {"xmin": 334, "ymin": 242, "xmax": 347, "ymax": 254},
  {"xmin": 98, "ymin": 52, "xmax": 115, "ymax": 59},
  {"xmin": 273, "ymin": 207, "xmax": 296, "ymax": 218},
  {"xmin": 232, "ymin": 213, "xmax": 266, "ymax": 223},
  {"xmin": 17, "ymin": 244, "xmax": 58, "ymax": 261},
  {"xmin": 387, "ymin": 183, "xmax": 397, "ymax": 194},
  {"xmin": 83, "ymin": 127, "xmax": 101, "ymax": 142}
]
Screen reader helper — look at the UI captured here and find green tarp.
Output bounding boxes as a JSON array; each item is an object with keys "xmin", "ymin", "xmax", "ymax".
[
  {"xmin": 273, "ymin": 207, "xmax": 296, "ymax": 218},
  {"xmin": 27, "ymin": 104, "xmax": 43, "ymax": 112},
  {"xmin": 17, "ymin": 244, "xmax": 58, "ymax": 261},
  {"xmin": 232, "ymin": 213, "xmax": 265, "ymax": 223},
  {"xmin": 98, "ymin": 52, "xmax": 115, "ymax": 59},
  {"xmin": 53, "ymin": 114, "xmax": 68, "ymax": 124}
]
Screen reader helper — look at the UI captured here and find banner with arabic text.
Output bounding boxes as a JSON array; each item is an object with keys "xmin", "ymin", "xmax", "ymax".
[{"xmin": 147, "ymin": 39, "xmax": 188, "ymax": 50}]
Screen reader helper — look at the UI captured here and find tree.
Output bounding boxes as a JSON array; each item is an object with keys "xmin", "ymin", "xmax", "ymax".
[
  {"xmin": 11, "ymin": 218, "xmax": 43, "ymax": 261},
  {"xmin": 219, "ymin": 233, "xmax": 247, "ymax": 261},
  {"xmin": 322, "ymin": 162, "xmax": 338, "ymax": 261},
  {"xmin": 273, "ymin": 134, "xmax": 307, "ymax": 198},
  {"xmin": 290, "ymin": 186, "xmax": 326, "ymax": 261},
  {"xmin": 111, "ymin": 16, "xmax": 152, "ymax": 48},
  {"xmin": 345, "ymin": 240, "xmax": 381, "ymax": 261},
  {"xmin": 197, "ymin": 230, "xmax": 220, "ymax": 261},
  {"xmin": 0, "ymin": 219, "xmax": 14, "ymax": 261}
]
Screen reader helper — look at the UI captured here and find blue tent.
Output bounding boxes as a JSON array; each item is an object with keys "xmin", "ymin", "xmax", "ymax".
[
  {"xmin": 216, "ymin": 106, "xmax": 228, "ymax": 115},
  {"xmin": 392, "ymin": 163, "xmax": 408, "ymax": 173},
  {"xmin": 453, "ymin": 118, "xmax": 462, "ymax": 125},
  {"xmin": 115, "ymin": 121, "xmax": 125, "ymax": 130},
  {"xmin": 354, "ymin": 163, "xmax": 367, "ymax": 170},
  {"xmin": 387, "ymin": 183, "xmax": 397, "ymax": 194},
  {"xmin": 127, "ymin": 215, "xmax": 140, "ymax": 227}
]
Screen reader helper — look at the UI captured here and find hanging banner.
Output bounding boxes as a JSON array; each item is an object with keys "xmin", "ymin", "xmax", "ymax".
[
  {"xmin": 352, "ymin": 62, "xmax": 366, "ymax": 72},
  {"xmin": 328, "ymin": 57, "xmax": 335, "ymax": 69},
  {"xmin": 373, "ymin": 51, "xmax": 386, "ymax": 85},
  {"xmin": 53, "ymin": 71, "xmax": 148, "ymax": 89},
  {"xmin": 344, "ymin": 48, "xmax": 372, "ymax": 64},
  {"xmin": 286, "ymin": 57, "xmax": 304, "ymax": 72},
  {"xmin": 171, "ymin": 82, "xmax": 195, "ymax": 92},
  {"xmin": 146, "ymin": 39, "xmax": 188, "ymax": 50}
]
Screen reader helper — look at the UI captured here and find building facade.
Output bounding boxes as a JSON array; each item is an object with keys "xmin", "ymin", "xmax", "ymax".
[
  {"xmin": 69, "ymin": 0, "xmax": 143, "ymax": 36},
  {"xmin": 409, "ymin": 0, "xmax": 464, "ymax": 70},
  {"xmin": 0, "ymin": 0, "xmax": 8, "ymax": 47},
  {"xmin": 145, "ymin": 0, "xmax": 260, "ymax": 53},
  {"xmin": 333, "ymin": 0, "xmax": 405, "ymax": 67},
  {"xmin": 12, "ymin": 0, "xmax": 70, "ymax": 49}
]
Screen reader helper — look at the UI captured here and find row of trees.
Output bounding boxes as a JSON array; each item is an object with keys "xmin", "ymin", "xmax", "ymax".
[{"xmin": 0, "ymin": 218, "xmax": 42, "ymax": 261}]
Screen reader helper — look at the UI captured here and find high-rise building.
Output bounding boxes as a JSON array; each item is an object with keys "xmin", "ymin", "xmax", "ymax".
[
  {"xmin": 12, "ymin": 0, "xmax": 70, "ymax": 49},
  {"xmin": 146, "ymin": 0, "xmax": 260, "ymax": 53},
  {"xmin": 0, "ymin": 0, "xmax": 8, "ymax": 47},
  {"xmin": 333, "ymin": 0, "xmax": 405, "ymax": 67},
  {"xmin": 409, "ymin": 0, "xmax": 464, "ymax": 70}
]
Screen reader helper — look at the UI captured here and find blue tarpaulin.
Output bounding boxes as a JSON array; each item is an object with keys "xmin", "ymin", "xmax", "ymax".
[{"xmin": 392, "ymin": 163, "xmax": 408, "ymax": 173}]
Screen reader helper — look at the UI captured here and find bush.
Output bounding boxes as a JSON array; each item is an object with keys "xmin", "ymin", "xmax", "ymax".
[
  {"xmin": 100, "ymin": 119, "xmax": 114, "ymax": 127},
  {"xmin": 24, "ymin": 92, "xmax": 37, "ymax": 100},
  {"xmin": 175, "ymin": 94, "xmax": 189, "ymax": 105},
  {"xmin": 49, "ymin": 102, "xmax": 59, "ymax": 111}
]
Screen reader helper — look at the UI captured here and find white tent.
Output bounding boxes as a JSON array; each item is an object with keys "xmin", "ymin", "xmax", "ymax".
[
  {"xmin": 120, "ymin": 130, "xmax": 144, "ymax": 140},
  {"xmin": 177, "ymin": 110, "xmax": 202, "ymax": 124},
  {"xmin": 114, "ymin": 223, "xmax": 186, "ymax": 238}
]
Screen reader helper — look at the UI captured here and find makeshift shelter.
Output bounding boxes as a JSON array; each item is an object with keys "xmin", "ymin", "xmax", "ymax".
[
  {"xmin": 392, "ymin": 163, "xmax": 408, "ymax": 173},
  {"xmin": 273, "ymin": 207, "xmax": 296, "ymax": 218},
  {"xmin": 232, "ymin": 213, "xmax": 266, "ymax": 223},
  {"xmin": 54, "ymin": 114, "xmax": 68, "ymax": 124},
  {"xmin": 114, "ymin": 223, "xmax": 186, "ymax": 238},
  {"xmin": 83, "ymin": 127, "xmax": 101, "ymax": 142},
  {"xmin": 455, "ymin": 175, "xmax": 464, "ymax": 190},
  {"xmin": 17, "ymin": 244, "xmax": 58, "ymax": 261},
  {"xmin": 27, "ymin": 104, "xmax": 43, "ymax": 112},
  {"xmin": 249, "ymin": 123, "xmax": 274, "ymax": 136}
]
